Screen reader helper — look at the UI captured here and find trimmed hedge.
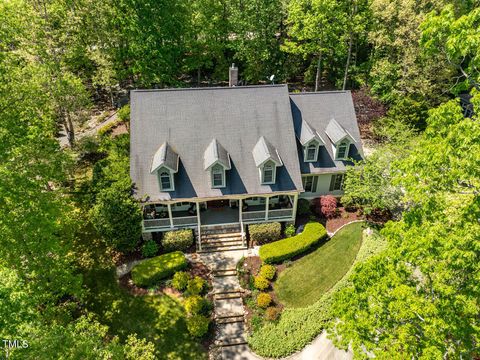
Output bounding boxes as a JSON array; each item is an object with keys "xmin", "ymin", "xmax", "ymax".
[
  {"xmin": 259, "ymin": 222, "xmax": 327, "ymax": 264},
  {"xmin": 131, "ymin": 251, "xmax": 187, "ymax": 287},
  {"xmin": 162, "ymin": 229, "xmax": 194, "ymax": 252},
  {"xmin": 248, "ymin": 222, "xmax": 282, "ymax": 245}
]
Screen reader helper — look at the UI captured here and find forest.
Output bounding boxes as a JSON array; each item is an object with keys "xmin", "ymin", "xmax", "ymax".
[{"xmin": 0, "ymin": 0, "xmax": 479, "ymax": 358}]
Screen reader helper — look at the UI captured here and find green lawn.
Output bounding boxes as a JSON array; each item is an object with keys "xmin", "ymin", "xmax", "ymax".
[
  {"xmin": 275, "ymin": 221, "xmax": 365, "ymax": 308},
  {"xmin": 83, "ymin": 267, "xmax": 206, "ymax": 359}
]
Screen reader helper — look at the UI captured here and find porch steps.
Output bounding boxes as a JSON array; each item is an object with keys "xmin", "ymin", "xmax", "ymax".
[
  {"xmin": 202, "ymin": 232, "xmax": 243, "ymax": 240},
  {"xmin": 197, "ymin": 226, "xmax": 246, "ymax": 252}
]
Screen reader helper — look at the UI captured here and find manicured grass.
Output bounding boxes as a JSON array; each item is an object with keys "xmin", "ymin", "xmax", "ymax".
[
  {"xmin": 83, "ymin": 267, "xmax": 206, "ymax": 359},
  {"xmin": 275, "ymin": 221, "xmax": 364, "ymax": 308}
]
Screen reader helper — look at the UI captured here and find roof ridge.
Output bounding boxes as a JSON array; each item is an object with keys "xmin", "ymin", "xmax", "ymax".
[{"xmin": 132, "ymin": 84, "xmax": 287, "ymax": 93}]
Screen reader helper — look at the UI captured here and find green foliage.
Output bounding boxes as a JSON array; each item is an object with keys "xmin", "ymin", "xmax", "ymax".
[
  {"xmin": 186, "ymin": 314, "xmax": 210, "ymax": 338},
  {"xmin": 254, "ymin": 275, "xmax": 270, "ymax": 291},
  {"xmin": 256, "ymin": 292, "xmax": 272, "ymax": 308},
  {"xmin": 117, "ymin": 104, "xmax": 131, "ymax": 122},
  {"xmin": 131, "ymin": 252, "xmax": 188, "ymax": 287},
  {"xmin": 248, "ymin": 222, "xmax": 282, "ymax": 245},
  {"xmin": 186, "ymin": 276, "xmax": 206, "ymax": 296},
  {"xmin": 284, "ymin": 224, "xmax": 295, "ymax": 238},
  {"xmin": 98, "ymin": 119, "xmax": 121, "ymax": 137},
  {"xmin": 259, "ymin": 222, "xmax": 327, "ymax": 264},
  {"xmin": 172, "ymin": 271, "xmax": 190, "ymax": 291},
  {"xmin": 248, "ymin": 226, "xmax": 386, "ymax": 357},
  {"xmin": 90, "ymin": 183, "xmax": 142, "ymax": 252},
  {"xmin": 259, "ymin": 264, "xmax": 276, "ymax": 280},
  {"xmin": 297, "ymin": 198, "xmax": 311, "ymax": 216},
  {"xmin": 184, "ymin": 295, "xmax": 206, "ymax": 314},
  {"xmin": 163, "ymin": 229, "xmax": 194, "ymax": 252},
  {"xmin": 141, "ymin": 240, "xmax": 159, "ymax": 258}
]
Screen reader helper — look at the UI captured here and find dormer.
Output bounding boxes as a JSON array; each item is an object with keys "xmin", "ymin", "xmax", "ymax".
[
  {"xmin": 150, "ymin": 142, "xmax": 179, "ymax": 191},
  {"xmin": 252, "ymin": 136, "xmax": 283, "ymax": 185},
  {"xmin": 204, "ymin": 139, "xmax": 231, "ymax": 189},
  {"xmin": 325, "ymin": 118, "xmax": 355, "ymax": 160},
  {"xmin": 297, "ymin": 119, "xmax": 325, "ymax": 162}
]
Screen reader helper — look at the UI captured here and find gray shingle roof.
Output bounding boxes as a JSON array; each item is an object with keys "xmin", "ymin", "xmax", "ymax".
[
  {"xmin": 252, "ymin": 136, "xmax": 283, "ymax": 167},
  {"xmin": 203, "ymin": 138, "xmax": 231, "ymax": 170},
  {"xmin": 150, "ymin": 142, "xmax": 179, "ymax": 173},
  {"xmin": 298, "ymin": 119, "xmax": 325, "ymax": 145},
  {"xmin": 290, "ymin": 91, "xmax": 363, "ymax": 174},
  {"xmin": 325, "ymin": 118, "xmax": 353, "ymax": 144},
  {"xmin": 130, "ymin": 85, "xmax": 303, "ymax": 202}
]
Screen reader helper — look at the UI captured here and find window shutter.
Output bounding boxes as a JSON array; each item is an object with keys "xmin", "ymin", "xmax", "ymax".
[
  {"xmin": 329, "ymin": 175, "xmax": 336, "ymax": 191},
  {"xmin": 312, "ymin": 176, "xmax": 318, "ymax": 192}
]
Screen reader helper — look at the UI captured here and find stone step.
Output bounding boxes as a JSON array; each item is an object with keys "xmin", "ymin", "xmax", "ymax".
[
  {"xmin": 202, "ymin": 243, "xmax": 244, "ymax": 251},
  {"xmin": 202, "ymin": 232, "xmax": 243, "ymax": 240},
  {"xmin": 216, "ymin": 338, "xmax": 248, "ymax": 348},
  {"xmin": 202, "ymin": 238, "xmax": 243, "ymax": 246},
  {"xmin": 212, "ymin": 276, "xmax": 242, "ymax": 293},
  {"xmin": 198, "ymin": 245, "xmax": 247, "ymax": 253},
  {"xmin": 216, "ymin": 314, "xmax": 244, "ymax": 324},
  {"xmin": 212, "ymin": 269, "xmax": 237, "ymax": 277},
  {"xmin": 200, "ymin": 224, "xmax": 241, "ymax": 232},
  {"xmin": 214, "ymin": 298, "xmax": 244, "ymax": 318},
  {"xmin": 216, "ymin": 321, "xmax": 246, "ymax": 342},
  {"xmin": 214, "ymin": 292, "xmax": 242, "ymax": 300}
]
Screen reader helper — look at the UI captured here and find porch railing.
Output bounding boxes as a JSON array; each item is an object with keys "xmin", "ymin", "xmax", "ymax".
[
  {"xmin": 172, "ymin": 216, "xmax": 198, "ymax": 226},
  {"xmin": 143, "ymin": 216, "xmax": 198, "ymax": 230},
  {"xmin": 242, "ymin": 210, "xmax": 266, "ymax": 221},
  {"xmin": 268, "ymin": 208, "xmax": 293, "ymax": 219}
]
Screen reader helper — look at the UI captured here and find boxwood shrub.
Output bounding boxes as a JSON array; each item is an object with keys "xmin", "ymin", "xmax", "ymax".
[
  {"xmin": 248, "ymin": 222, "xmax": 281, "ymax": 245},
  {"xmin": 131, "ymin": 251, "xmax": 188, "ymax": 287},
  {"xmin": 259, "ymin": 222, "xmax": 327, "ymax": 264},
  {"xmin": 162, "ymin": 229, "xmax": 194, "ymax": 252}
]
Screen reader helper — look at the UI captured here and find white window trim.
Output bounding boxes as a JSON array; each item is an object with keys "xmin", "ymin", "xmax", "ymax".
[
  {"xmin": 211, "ymin": 164, "xmax": 226, "ymax": 188},
  {"xmin": 261, "ymin": 161, "xmax": 276, "ymax": 185},
  {"xmin": 335, "ymin": 141, "xmax": 350, "ymax": 160},
  {"xmin": 331, "ymin": 173, "xmax": 344, "ymax": 191},
  {"xmin": 158, "ymin": 168, "xmax": 175, "ymax": 191},
  {"xmin": 302, "ymin": 175, "xmax": 318, "ymax": 193},
  {"xmin": 304, "ymin": 140, "xmax": 320, "ymax": 162}
]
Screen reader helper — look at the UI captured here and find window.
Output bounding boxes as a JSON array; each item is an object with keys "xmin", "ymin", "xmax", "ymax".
[
  {"xmin": 211, "ymin": 164, "xmax": 225, "ymax": 188},
  {"xmin": 262, "ymin": 161, "xmax": 275, "ymax": 184},
  {"xmin": 330, "ymin": 174, "xmax": 344, "ymax": 191},
  {"xmin": 336, "ymin": 142, "xmax": 349, "ymax": 159},
  {"xmin": 305, "ymin": 142, "xmax": 319, "ymax": 162},
  {"xmin": 303, "ymin": 176, "xmax": 318, "ymax": 192},
  {"xmin": 159, "ymin": 171, "xmax": 173, "ymax": 191}
]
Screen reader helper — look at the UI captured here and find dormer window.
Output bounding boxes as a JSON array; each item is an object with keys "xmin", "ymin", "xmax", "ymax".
[
  {"xmin": 262, "ymin": 161, "xmax": 276, "ymax": 184},
  {"xmin": 304, "ymin": 140, "xmax": 320, "ymax": 162},
  {"xmin": 211, "ymin": 164, "xmax": 225, "ymax": 188},
  {"xmin": 158, "ymin": 169, "xmax": 174, "ymax": 191},
  {"xmin": 336, "ymin": 141, "xmax": 350, "ymax": 160}
]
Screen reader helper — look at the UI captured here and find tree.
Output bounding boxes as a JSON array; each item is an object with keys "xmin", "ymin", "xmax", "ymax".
[
  {"xmin": 421, "ymin": 4, "xmax": 480, "ymax": 92},
  {"xmin": 329, "ymin": 94, "xmax": 480, "ymax": 358}
]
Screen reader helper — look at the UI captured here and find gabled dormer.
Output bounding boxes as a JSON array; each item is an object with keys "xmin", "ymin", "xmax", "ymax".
[
  {"xmin": 325, "ymin": 118, "xmax": 355, "ymax": 160},
  {"xmin": 150, "ymin": 142, "xmax": 179, "ymax": 192},
  {"xmin": 252, "ymin": 136, "xmax": 283, "ymax": 185},
  {"xmin": 296, "ymin": 119, "xmax": 325, "ymax": 162},
  {"xmin": 204, "ymin": 139, "xmax": 231, "ymax": 188}
]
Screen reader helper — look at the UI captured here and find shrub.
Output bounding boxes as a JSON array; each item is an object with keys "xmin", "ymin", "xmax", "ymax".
[
  {"xmin": 184, "ymin": 295, "xmax": 205, "ymax": 314},
  {"xmin": 317, "ymin": 195, "xmax": 338, "ymax": 219},
  {"xmin": 172, "ymin": 271, "xmax": 190, "ymax": 291},
  {"xmin": 257, "ymin": 293, "xmax": 272, "ymax": 308},
  {"xmin": 117, "ymin": 104, "xmax": 130, "ymax": 122},
  {"xmin": 248, "ymin": 222, "xmax": 281, "ymax": 245},
  {"xmin": 141, "ymin": 240, "xmax": 159, "ymax": 258},
  {"xmin": 186, "ymin": 276, "xmax": 206, "ymax": 295},
  {"xmin": 284, "ymin": 224, "xmax": 295, "ymax": 238},
  {"xmin": 98, "ymin": 119, "xmax": 121, "ymax": 137},
  {"xmin": 259, "ymin": 222, "xmax": 327, "ymax": 264},
  {"xmin": 162, "ymin": 229, "xmax": 194, "ymax": 252},
  {"xmin": 131, "ymin": 251, "xmax": 188, "ymax": 287},
  {"xmin": 254, "ymin": 275, "xmax": 269, "ymax": 290},
  {"xmin": 265, "ymin": 307, "xmax": 281, "ymax": 321},
  {"xmin": 259, "ymin": 264, "xmax": 276, "ymax": 280},
  {"xmin": 297, "ymin": 199, "xmax": 311, "ymax": 216},
  {"xmin": 186, "ymin": 314, "xmax": 210, "ymax": 337}
]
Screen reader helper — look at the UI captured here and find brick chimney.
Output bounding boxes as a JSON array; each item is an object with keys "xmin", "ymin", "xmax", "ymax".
[{"xmin": 229, "ymin": 63, "xmax": 238, "ymax": 87}]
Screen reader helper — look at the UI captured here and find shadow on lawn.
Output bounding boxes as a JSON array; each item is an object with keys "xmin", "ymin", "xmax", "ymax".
[{"xmin": 83, "ymin": 267, "xmax": 206, "ymax": 359}]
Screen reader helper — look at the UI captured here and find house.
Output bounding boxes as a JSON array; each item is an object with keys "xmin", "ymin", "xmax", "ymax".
[{"xmin": 130, "ymin": 67, "xmax": 363, "ymax": 248}]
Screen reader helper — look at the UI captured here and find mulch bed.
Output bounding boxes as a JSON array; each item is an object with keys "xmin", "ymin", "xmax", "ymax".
[{"xmin": 325, "ymin": 207, "xmax": 363, "ymax": 234}]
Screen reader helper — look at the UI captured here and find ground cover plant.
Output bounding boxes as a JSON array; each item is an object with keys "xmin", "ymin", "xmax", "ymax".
[{"xmin": 275, "ymin": 221, "xmax": 364, "ymax": 308}]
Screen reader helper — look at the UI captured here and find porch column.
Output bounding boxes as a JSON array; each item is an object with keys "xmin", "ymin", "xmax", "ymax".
[
  {"xmin": 239, "ymin": 198, "xmax": 245, "ymax": 246},
  {"xmin": 196, "ymin": 202, "xmax": 202, "ymax": 251},
  {"xmin": 265, "ymin": 196, "xmax": 270, "ymax": 221},
  {"xmin": 291, "ymin": 193, "xmax": 299, "ymax": 220},
  {"xmin": 167, "ymin": 203, "xmax": 174, "ymax": 228}
]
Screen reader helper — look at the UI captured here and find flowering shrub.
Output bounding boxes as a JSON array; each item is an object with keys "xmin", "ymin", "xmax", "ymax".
[{"xmin": 257, "ymin": 293, "xmax": 272, "ymax": 308}]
